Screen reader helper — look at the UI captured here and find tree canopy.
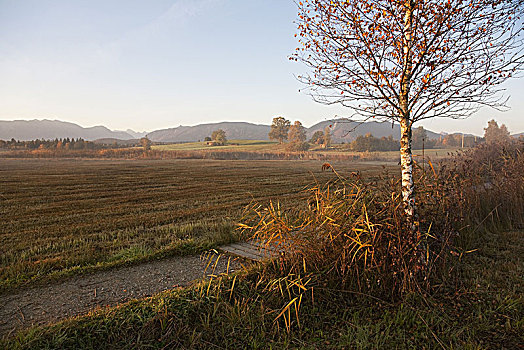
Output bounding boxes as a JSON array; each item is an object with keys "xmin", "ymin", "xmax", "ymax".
[
  {"xmin": 288, "ymin": 121, "xmax": 307, "ymax": 144},
  {"xmin": 484, "ymin": 119, "xmax": 511, "ymax": 144},
  {"xmin": 293, "ymin": 0, "xmax": 524, "ymax": 222},
  {"xmin": 287, "ymin": 121, "xmax": 310, "ymax": 151},
  {"xmin": 269, "ymin": 117, "xmax": 291, "ymax": 144},
  {"xmin": 309, "ymin": 130, "xmax": 324, "ymax": 144},
  {"xmin": 140, "ymin": 137, "xmax": 151, "ymax": 151},
  {"xmin": 211, "ymin": 129, "xmax": 227, "ymax": 145},
  {"xmin": 293, "ymin": 0, "xmax": 523, "ymax": 123}
]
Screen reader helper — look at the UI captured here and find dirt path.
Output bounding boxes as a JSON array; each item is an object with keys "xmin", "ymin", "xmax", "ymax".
[{"xmin": 0, "ymin": 253, "xmax": 241, "ymax": 338}]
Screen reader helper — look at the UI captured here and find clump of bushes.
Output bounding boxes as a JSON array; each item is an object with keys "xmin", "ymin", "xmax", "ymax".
[
  {"xmin": 242, "ymin": 167, "xmax": 426, "ymax": 300},
  {"xmin": 241, "ymin": 140, "xmax": 523, "ymax": 327}
]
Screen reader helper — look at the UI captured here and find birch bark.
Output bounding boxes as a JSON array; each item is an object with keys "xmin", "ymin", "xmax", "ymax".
[
  {"xmin": 400, "ymin": 0, "xmax": 416, "ymax": 222},
  {"xmin": 400, "ymin": 118, "xmax": 415, "ymax": 220}
]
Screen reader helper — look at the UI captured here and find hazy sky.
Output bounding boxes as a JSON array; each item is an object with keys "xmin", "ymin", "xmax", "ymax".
[{"xmin": 1, "ymin": 0, "xmax": 523, "ymax": 135}]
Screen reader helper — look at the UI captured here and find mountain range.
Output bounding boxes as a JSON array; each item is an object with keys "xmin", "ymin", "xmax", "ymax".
[
  {"xmin": 0, "ymin": 118, "xmax": 490, "ymax": 143},
  {"xmin": 0, "ymin": 120, "xmax": 135, "ymax": 141},
  {"xmin": 146, "ymin": 119, "xmax": 444, "ymax": 143}
]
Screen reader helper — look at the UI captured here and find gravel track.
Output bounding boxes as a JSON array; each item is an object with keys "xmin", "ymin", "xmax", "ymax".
[{"xmin": 0, "ymin": 253, "xmax": 240, "ymax": 338}]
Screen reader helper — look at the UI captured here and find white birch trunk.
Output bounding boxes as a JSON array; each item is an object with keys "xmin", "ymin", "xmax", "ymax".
[
  {"xmin": 400, "ymin": 118, "xmax": 415, "ymax": 220},
  {"xmin": 400, "ymin": 1, "xmax": 416, "ymax": 223}
]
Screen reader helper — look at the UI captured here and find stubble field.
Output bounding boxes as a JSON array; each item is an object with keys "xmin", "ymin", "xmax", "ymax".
[{"xmin": 0, "ymin": 158, "xmax": 395, "ymax": 292}]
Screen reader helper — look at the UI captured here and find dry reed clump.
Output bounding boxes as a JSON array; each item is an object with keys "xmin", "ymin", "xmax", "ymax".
[
  {"xmin": 431, "ymin": 140, "xmax": 524, "ymax": 243},
  {"xmin": 241, "ymin": 167, "xmax": 423, "ymax": 298},
  {"xmin": 240, "ymin": 170, "xmax": 426, "ymax": 331},
  {"xmin": 240, "ymin": 141, "xmax": 523, "ymax": 330}
]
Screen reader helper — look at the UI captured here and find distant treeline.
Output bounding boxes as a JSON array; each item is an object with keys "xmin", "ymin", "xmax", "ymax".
[
  {"xmin": 0, "ymin": 138, "xmax": 138, "ymax": 150},
  {"xmin": 346, "ymin": 127, "xmax": 483, "ymax": 152}
]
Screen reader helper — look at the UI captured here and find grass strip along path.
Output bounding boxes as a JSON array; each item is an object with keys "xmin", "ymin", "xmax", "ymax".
[
  {"xmin": 0, "ymin": 249, "xmax": 233, "ymax": 336},
  {"xmin": 0, "ymin": 240, "xmax": 281, "ymax": 337}
]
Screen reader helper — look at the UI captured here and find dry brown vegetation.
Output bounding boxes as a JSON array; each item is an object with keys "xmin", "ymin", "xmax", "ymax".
[{"xmin": 241, "ymin": 141, "xmax": 523, "ymax": 327}]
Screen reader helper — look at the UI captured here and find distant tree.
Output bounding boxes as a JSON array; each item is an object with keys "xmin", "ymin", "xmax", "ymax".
[
  {"xmin": 441, "ymin": 134, "xmax": 460, "ymax": 148},
  {"xmin": 287, "ymin": 141, "xmax": 310, "ymax": 151},
  {"xmin": 351, "ymin": 133, "xmax": 374, "ymax": 152},
  {"xmin": 204, "ymin": 136, "xmax": 212, "ymax": 142},
  {"xmin": 269, "ymin": 117, "xmax": 291, "ymax": 144},
  {"xmin": 287, "ymin": 121, "xmax": 309, "ymax": 151},
  {"xmin": 412, "ymin": 127, "xmax": 427, "ymax": 150},
  {"xmin": 140, "ymin": 137, "xmax": 152, "ymax": 151},
  {"xmin": 288, "ymin": 121, "xmax": 307, "ymax": 143},
  {"xmin": 73, "ymin": 139, "xmax": 85, "ymax": 150},
  {"xmin": 349, "ymin": 133, "xmax": 400, "ymax": 152},
  {"xmin": 484, "ymin": 119, "xmax": 511, "ymax": 144},
  {"xmin": 462, "ymin": 135, "xmax": 479, "ymax": 148},
  {"xmin": 323, "ymin": 126, "xmax": 332, "ymax": 148},
  {"xmin": 211, "ymin": 129, "xmax": 227, "ymax": 145},
  {"xmin": 351, "ymin": 133, "xmax": 373, "ymax": 151},
  {"xmin": 309, "ymin": 130, "xmax": 324, "ymax": 144},
  {"xmin": 378, "ymin": 135, "xmax": 401, "ymax": 151}
]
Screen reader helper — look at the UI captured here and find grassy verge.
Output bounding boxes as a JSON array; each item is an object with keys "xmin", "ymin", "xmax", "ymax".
[
  {"xmin": 2, "ymin": 228, "xmax": 522, "ymax": 349},
  {"xmin": 1, "ymin": 219, "xmax": 237, "ymax": 294}
]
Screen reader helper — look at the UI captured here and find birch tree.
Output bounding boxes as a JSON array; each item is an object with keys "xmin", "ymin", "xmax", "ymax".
[{"xmin": 292, "ymin": 0, "xmax": 523, "ymax": 226}]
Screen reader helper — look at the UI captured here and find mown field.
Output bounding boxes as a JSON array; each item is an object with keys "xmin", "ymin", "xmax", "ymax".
[
  {"xmin": 153, "ymin": 139, "xmax": 279, "ymax": 151},
  {"xmin": 0, "ymin": 158, "xmax": 394, "ymax": 292}
]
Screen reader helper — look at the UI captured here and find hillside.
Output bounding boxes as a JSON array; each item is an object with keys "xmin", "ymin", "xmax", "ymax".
[
  {"xmin": 92, "ymin": 138, "xmax": 140, "ymax": 146},
  {"xmin": 0, "ymin": 120, "xmax": 134, "ymax": 141},
  {"xmin": 147, "ymin": 122, "xmax": 271, "ymax": 142},
  {"xmin": 149, "ymin": 120, "xmax": 444, "ymax": 143}
]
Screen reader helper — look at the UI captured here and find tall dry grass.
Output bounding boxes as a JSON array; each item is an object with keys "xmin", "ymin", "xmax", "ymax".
[
  {"xmin": 240, "ymin": 140, "xmax": 523, "ymax": 330},
  {"xmin": 434, "ymin": 141, "xmax": 523, "ymax": 238}
]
